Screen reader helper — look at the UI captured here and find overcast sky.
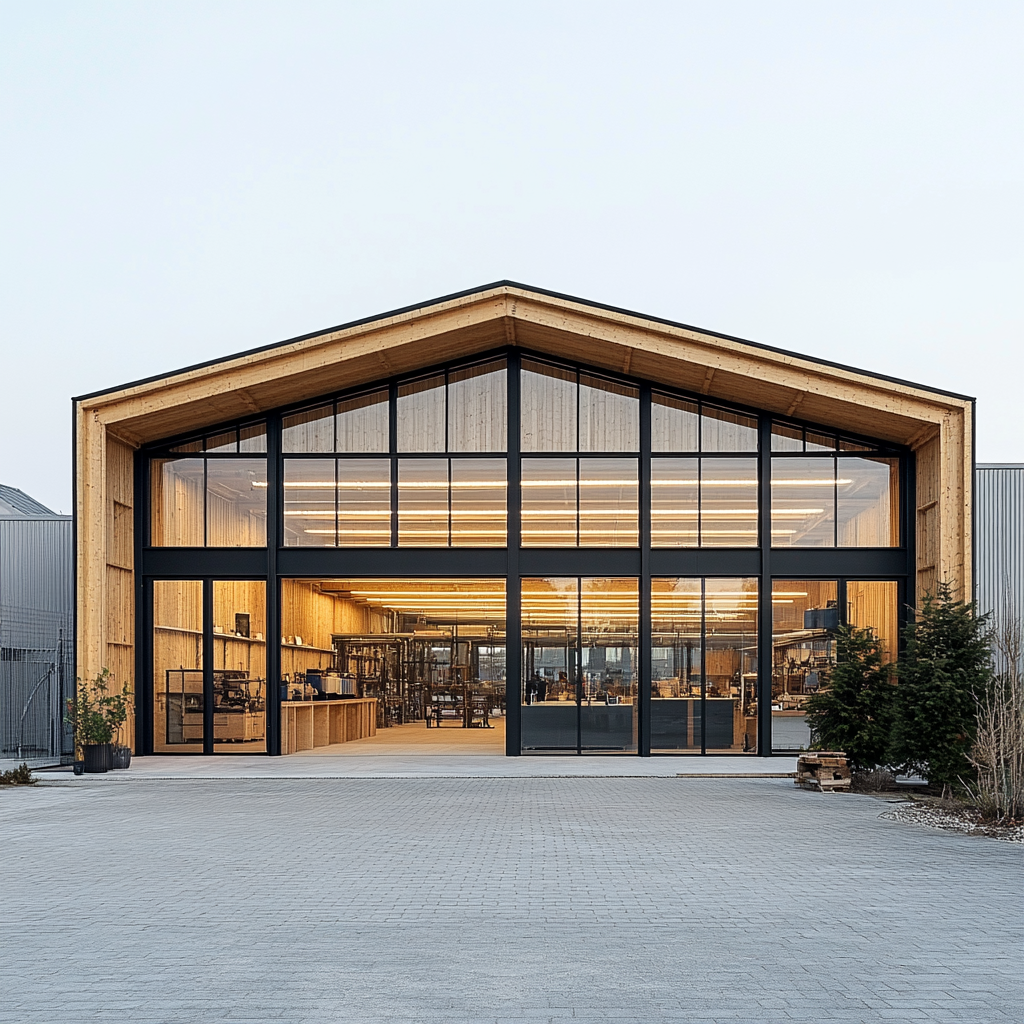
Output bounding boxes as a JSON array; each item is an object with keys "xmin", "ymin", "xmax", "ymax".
[{"xmin": 1, "ymin": 2, "xmax": 1021, "ymax": 513}]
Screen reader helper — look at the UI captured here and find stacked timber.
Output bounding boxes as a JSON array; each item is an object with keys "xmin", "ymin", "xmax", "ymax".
[{"xmin": 795, "ymin": 752, "xmax": 851, "ymax": 792}]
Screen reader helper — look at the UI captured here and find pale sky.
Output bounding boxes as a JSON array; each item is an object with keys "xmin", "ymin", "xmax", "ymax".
[{"xmin": 1, "ymin": 1, "xmax": 1021, "ymax": 513}]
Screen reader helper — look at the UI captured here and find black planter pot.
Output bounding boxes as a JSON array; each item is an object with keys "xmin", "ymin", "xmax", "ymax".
[
  {"xmin": 111, "ymin": 745, "xmax": 132, "ymax": 770},
  {"xmin": 83, "ymin": 743, "xmax": 112, "ymax": 774}
]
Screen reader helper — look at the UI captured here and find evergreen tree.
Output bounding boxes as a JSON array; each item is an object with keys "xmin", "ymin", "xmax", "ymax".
[
  {"xmin": 804, "ymin": 624, "xmax": 895, "ymax": 771},
  {"xmin": 890, "ymin": 583, "xmax": 992, "ymax": 792}
]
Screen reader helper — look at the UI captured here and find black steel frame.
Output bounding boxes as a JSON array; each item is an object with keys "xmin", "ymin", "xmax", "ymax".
[{"xmin": 135, "ymin": 345, "xmax": 912, "ymax": 759}]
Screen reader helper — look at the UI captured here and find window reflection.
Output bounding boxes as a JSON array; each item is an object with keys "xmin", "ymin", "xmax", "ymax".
[
  {"xmin": 700, "ymin": 458, "xmax": 758, "ymax": 547},
  {"xmin": 397, "ymin": 375, "xmax": 446, "ymax": 453},
  {"xmin": 338, "ymin": 459, "xmax": 391, "ymax": 546},
  {"xmin": 771, "ymin": 458, "xmax": 835, "ymax": 547},
  {"xmin": 151, "ymin": 458, "xmax": 205, "ymax": 546},
  {"xmin": 283, "ymin": 459, "xmax": 335, "ymax": 547},
  {"xmin": 451, "ymin": 459, "xmax": 507, "ymax": 547},
  {"xmin": 398, "ymin": 458, "xmax": 448, "ymax": 546},
  {"xmin": 701, "ymin": 406, "xmax": 758, "ymax": 452},
  {"xmin": 838, "ymin": 457, "xmax": 898, "ymax": 547},
  {"xmin": 651, "ymin": 458, "xmax": 699, "ymax": 547},
  {"xmin": 579, "ymin": 458, "xmax": 638, "ymax": 547},
  {"xmin": 153, "ymin": 580, "xmax": 203, "ymax": 753},
  {"xmin": 212, "ymin": 580, "xmax": 267, "ymax": 753},
  {"xmin": 206, "ymin": 460, "xmax": 268, "ymax": 547},
  {"xmin": 521, "ymin": 458, "xmax": 576, "ymax": 547}
]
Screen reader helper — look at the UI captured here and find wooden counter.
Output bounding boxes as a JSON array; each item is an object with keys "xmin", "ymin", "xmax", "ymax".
[{"xmin": 280, "ymin": 698, "xmax": 377, "ymax": 754}]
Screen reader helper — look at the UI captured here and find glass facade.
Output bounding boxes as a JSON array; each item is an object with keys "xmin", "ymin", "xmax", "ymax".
[{"xmin": 141, "ymin": 349, "xmax": 909, "ymax": 756}]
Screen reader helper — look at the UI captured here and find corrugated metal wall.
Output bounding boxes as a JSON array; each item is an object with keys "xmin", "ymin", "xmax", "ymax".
[
  {"xmin": 975, "ymin": 464, "xmax": 1024, "ymax": 671},
  {"xmin": 0, "ymin": 517, "xmax": 74, "ymax": 763}
]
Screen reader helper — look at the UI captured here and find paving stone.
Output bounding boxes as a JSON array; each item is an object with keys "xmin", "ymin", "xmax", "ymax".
[{"xmin": 0, "ymin": 777, "xmax": 1020, "ymax": 1023}]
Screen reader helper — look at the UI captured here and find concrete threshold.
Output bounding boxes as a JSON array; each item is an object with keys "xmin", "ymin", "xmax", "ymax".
[{"xmin": 43, "ymin": 754, "xmax": 799, "ymax": 781}]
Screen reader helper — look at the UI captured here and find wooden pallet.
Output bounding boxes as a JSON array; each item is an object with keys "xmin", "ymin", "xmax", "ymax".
[{"xmin": 795, "ymin": 751, "xmax": 852, "ymax": 792}]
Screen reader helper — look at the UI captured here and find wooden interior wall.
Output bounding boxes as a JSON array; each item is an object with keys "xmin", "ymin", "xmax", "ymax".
[
  {"xmin": 279, "ymin": 581, "xmax": 391, "ymax": 677},
  {"xmin": 846, "ymin": 581, "xmax": 898, "ymax": 662}
]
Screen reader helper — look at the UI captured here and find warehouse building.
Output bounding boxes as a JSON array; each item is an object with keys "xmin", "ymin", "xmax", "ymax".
[
  {"xmin": 0, "ymin": 485, "xmax": 73, "ymax": 766},
  {"xmin": 73, "ymin": 283, "xmax": 974, "ymax": 757}
]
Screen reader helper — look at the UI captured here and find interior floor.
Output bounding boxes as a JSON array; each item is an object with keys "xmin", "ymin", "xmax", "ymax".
[{"xmin": 293, "ymin": 716, "xmax": 506, "ymax": 756}]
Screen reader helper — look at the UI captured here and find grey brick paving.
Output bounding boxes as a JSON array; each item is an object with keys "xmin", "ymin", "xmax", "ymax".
[{"xmin": 1, "ymin": 777, "xmax": 1021, "ymax": 1023}]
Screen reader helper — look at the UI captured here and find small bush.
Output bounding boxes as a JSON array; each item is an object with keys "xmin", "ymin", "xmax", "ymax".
[{"xmin": 0, "ymin": 763, "xmax": 35, "ymax": 787}]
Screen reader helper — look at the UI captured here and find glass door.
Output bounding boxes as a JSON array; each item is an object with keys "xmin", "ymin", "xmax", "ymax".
[{"xmin": 520, "ymin": 577, "xmax": 638, "ymax": 754}]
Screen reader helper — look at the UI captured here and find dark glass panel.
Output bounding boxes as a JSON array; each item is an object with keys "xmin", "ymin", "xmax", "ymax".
[
  {"xmin": 579, "ymin": 374, "xmax": 639, "ymax": 452},
  {"xmin": 521, "ymin": 458, "xmax": 576, "ymax": 547},
  {"xmin": 449, "ymin": 360, "xmax": 507, "ymax": 453},
  {"xmin": 837, "ymin": 457, "xmax": 898, "ymax": 547},
  {"xmin": 206, "ymin": 460, "xmax": 268, "ymax": 547},
  {"xmin": 771, "ymin": 457, "xmax": 835, "ymax": 547},
  {"xmin": 212, "ymin": 580, "xmax": 267, "ymax": 753},
  {"xmin": 397, "ymin": 375, "xmax": 445, "ymax": 453},
  {"xmin": 283, "ymin": 459, "xmax": 336, "ymax": 547},
  {"xmin": 450, "ymin": 458, "xmax": 506, "ymax": 547},
  {"xmin": 651, "ymin": 393, "xmax": 699, "ymax": 452},
  {"xmin": 650, "ymin": 458, "xmax": 699, "ymax": 548},
  {"xmin": 521, "ymin": 360, "xmax": 576, "ymax": 452},
  {"xmin": 701, "ymin": 458, "xmax": 758, "ymax": 547},
  {"xmin": 282, "ymin": 404, "xmax": 334, "ymax": 453},
  {"xmin": 338, "ymin": 459, "xmax": 391, "ymax": 547},
  {"xmin": 150, "ymin": 458, "xmax": 205, "ymax": 546},
  {"xmin": 337, "ymin": 391, "xmax": 389, "ymax": 454},
  {"xmin": 701, "ymin": 406, "xmax": 758, "ymax": 452},
  {"xmin": 579, "ymin": 458, "xmax": 638, "ymax": 547}
]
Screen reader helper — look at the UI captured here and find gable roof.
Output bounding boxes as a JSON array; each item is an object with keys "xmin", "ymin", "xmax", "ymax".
[
  {"xmin": 0, "ymin": 484, "xmax": 60, "ymax": 518},
  {"xmin": 74, "ymin": 281, "xmax": 974, "ymax": 450}
]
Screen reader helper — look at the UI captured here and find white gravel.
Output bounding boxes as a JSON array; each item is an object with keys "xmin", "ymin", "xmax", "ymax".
[{"xmin": 880, "ymin": 800, "xmax": 1024, "ymax": 843}]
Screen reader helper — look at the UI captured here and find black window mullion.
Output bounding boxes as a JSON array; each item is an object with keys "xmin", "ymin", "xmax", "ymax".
[
  {"xmin": 699, "ymin": 578, "xmax": 707, "ymax": 756},
  {"xmin": 506, "ymin": 349, "xmax": 522, "ymax": 755},
  {"xmin": 389, "ymin": 381, "xmax": 398, "ymax": 547},
  {"xmin": 639, "ymin": 383, "xmax": 652, "ymax": 756},
  {"xmin": 202, "ymin": 579, "xmax": 214, "ymax": 755}
]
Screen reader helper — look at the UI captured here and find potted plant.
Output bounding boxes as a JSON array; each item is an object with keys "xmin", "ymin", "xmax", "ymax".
[{"xmin": 65, "ymin": 669, "xmax": 133, "ymax": 773}]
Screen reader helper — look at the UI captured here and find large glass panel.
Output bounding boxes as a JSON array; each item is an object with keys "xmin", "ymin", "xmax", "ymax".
[
  {"xmin": 451, "ymin": 459, "xmax": 506, "ymax": 547},
  {"xmin": 336, "ymin": 391, "xmax": 389, "ymax": 454},
  {"xmin": 239, "ymin": 422, "xmax": 268, "ymax": 453},
  {"xmin": 150, "ymin": 458, "xmax": 205, "ymax": 546},
  {"xmin": 772, "ymin": 580, "xmax": 838, "ymax": 751},
  {"xmin": 206, "ymin": 429, "xmax": 237, "ymax": 453},
  {"xmin": 282, "ymin": 579, "xmax": 506, "ymax": 743},
  {"xmin": 704, "ymin": 579, "xmax": 758, "ymax": 753},
  {"xmin": 398, "ymin": 458, "xmax": 448, "ymax": 546},
  {"xmin": 846, "ymin": 581, "xmax": 899, "ymax": 663},
  {"xmin": 579, "ymin": 374, "xmax": 639, "ymax": 452},
  {"xmin": 651, "ymin": 458, "xmax": 699, "ymax": 548},
  {"xmin": 397, "ymin": 374, "xmax": 445, "ymax": 453},
  {"xmin": 282, "ymin": 404, "xmax": 334, "ymax": 453},
  {"xmin": 838, "ymin": 457, "xmax": 899, "ymax": 547},
  {"xmin": 579, "ymin": 458, "xmax": 638, "ymax": 547},
  {"xmin": 449, "ymin": 360, "xmax": 507, "ymax": 452},
  {"xmin": 206, "ymin": 460, "xmax": 268, "ymax": 547},
  {"xmin": 651, "ymin": 578, "xmax": 702, "ymax": 751},
  {"xmin": 700, "ymin": 458, "xmax": 758, "ymax": 547},
  {"xmin": 652, "ymin": 394, "xmax": 699, "ymax": 452},
  {"xmin": 521, "ymin": 577, "xmax": 578, "ymax": 751},
  {"xmin": 521, "ymin": 360, "xmax": 576, "ymax": 452},
  {"xmin": 153, "ymin": 580, "xmax": 203, "ymax": 753},
  {"xmin": 283, "ymin": 459, "xmax": 336, "ymax": 547},
  {"xmin": 771, "ymin": 422, "xmax": 803, "ymax": 452},
  {"xmin": 580, "ymin": 578, "xmax": 638, "ymax": 752},
  {"xmin": 701, "ymin": 406, "xmax": 758, "ymax": 452},
  {"xmin": 771, "ymin": 457, "xmax": 835, "ymax": 547},
  {"xmin": 805, "ymin": 430, "xmax": 835, "ymax": 452},
  {"xmin": 521, "ymin": 458, "xmax": 577, "ymax": 547},
  {"xmin": 338, "ymin": 459, "xmax": 391, "ymax": 546},
  {"xmin": 212, "ymin": 580, "xmax": 267, "ymax": 753}
]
